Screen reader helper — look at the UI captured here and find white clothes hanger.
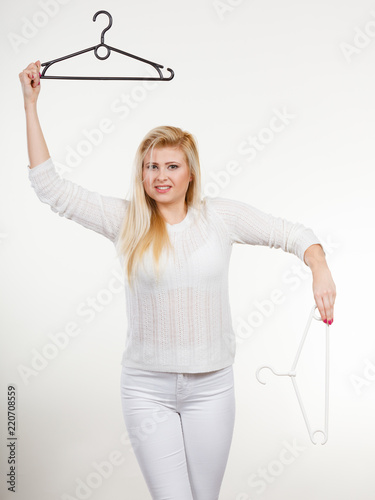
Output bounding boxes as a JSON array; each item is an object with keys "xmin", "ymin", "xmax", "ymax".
[{"xmin": 256, "ymin": 304, "xmax": 330, "ymax": 445}]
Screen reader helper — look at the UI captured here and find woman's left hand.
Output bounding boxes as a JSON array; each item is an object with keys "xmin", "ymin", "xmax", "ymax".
[
  {"xmin": 304, "ymin": 244, "xmax": 336, "ymax": 325},
  {"xmin": 312, "ymin": 266, "xmax": 336, "ymax": 325}
]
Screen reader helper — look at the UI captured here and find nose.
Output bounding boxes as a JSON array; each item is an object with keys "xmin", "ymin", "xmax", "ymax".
[{"xmin": 156, "ymin": 167, "xmax": 169, "ymax": 181}]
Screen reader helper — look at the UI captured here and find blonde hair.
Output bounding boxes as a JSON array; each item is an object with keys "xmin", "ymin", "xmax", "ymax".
[{"xmin": 115, "ymin": 126, "xmax": 203, "ymax": 289}]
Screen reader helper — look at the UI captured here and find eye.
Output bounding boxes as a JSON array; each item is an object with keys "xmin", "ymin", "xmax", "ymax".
[{"xmin": 168, "ymin": 164, "xmax": 179, "ymax": 169}]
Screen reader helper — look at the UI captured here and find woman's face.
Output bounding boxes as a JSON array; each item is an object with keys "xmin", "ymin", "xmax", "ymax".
[{"xmin": 142, "ymin": 146, "xmax": 193, "ymax": 210}]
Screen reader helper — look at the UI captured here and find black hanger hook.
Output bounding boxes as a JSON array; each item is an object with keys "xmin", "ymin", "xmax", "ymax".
[
  {"xmin": 93, "ymin": 10, "xmax": 113, "ymax": 44},
  {"xmin": 93, "ymin": 10, "xmax": 113, "ymax": 60}
]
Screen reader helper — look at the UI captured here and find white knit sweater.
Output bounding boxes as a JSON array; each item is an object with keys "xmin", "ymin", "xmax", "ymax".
[{"xmin": 27, "ymin": 157, "xmax": 324, "ymax": 373}]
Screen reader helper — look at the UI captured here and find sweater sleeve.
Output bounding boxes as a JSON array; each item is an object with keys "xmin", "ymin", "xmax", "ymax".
[
  {"xmin": 27, "ymin": 157, "xmax": 129, "ymax": 243},
  {"xmin": 204, "ymin": 196, "xmax": 326, "ymax": 264}
]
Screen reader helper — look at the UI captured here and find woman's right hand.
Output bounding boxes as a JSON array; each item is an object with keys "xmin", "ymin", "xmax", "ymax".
[{"xmin": 19, "ymin": 60, "xmax": 41, "ymax": 108}]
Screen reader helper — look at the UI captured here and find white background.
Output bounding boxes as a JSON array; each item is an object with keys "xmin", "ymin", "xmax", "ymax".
[{"xmin": 1, "ymin": 0, "xmax": 374, "ymax": 499}]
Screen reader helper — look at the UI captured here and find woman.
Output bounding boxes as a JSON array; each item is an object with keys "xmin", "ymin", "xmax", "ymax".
[{"xmin": 20, "ymin": 61, "xmax": 336, "ymax": 500}]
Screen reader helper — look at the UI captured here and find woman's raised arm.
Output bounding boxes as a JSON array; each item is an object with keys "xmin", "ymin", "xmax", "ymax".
[
  {"xmin": 19, "ymin": 59, "xmax": 50, "ymax": 168},
  {"xmin": 19, "ymin": 60, "xmax": 129, "ymax": 244}
]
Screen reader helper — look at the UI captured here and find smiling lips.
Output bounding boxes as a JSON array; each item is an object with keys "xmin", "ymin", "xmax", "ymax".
[{"xmin": 155, "ymin": 185, "xmax": 172, "ymax": 193}]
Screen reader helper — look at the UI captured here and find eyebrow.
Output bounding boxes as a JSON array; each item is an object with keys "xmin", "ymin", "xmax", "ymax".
[{"xmin": 144, "ymin": 161, "xmax": 182, "ymax": 166}]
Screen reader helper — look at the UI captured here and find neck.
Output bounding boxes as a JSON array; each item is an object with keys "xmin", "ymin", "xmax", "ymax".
[{"xmin": 158, "ymin": 202, "xmax": 188, "ymax": 225}]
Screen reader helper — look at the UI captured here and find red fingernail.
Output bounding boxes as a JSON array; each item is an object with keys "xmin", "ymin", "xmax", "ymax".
[
  {"xmin": 323, "ymin": 319, "xmax": 327, "ymax": 323},
  {"xmin": 39, "ymin": 72, "xmax": 41, "ymax": 77},
  {"xmin": 328, "ymin": 319, "xmax": 332, "ymax": 325}
]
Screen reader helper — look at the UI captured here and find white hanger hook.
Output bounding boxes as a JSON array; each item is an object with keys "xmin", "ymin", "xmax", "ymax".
[
  {"xmin": 311, "ymin": 429, "xmax": 328, "ymax": 445},
  {"xmin": 255, "ymin": 365, "xmax": 296, "ymax": 385}
]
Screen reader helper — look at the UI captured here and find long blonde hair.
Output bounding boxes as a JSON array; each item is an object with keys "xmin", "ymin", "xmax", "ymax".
[{"xmin": 115, "ymin": 126, "xmax": 203, "ymax": 289}]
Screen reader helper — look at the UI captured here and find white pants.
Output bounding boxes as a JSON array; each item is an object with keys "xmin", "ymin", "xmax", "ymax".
[{"xmin": 120, "ymin": 364, "xmax": 236, "ymax": 500}]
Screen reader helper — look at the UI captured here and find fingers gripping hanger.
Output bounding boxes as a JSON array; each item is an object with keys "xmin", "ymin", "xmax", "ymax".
[
  {"xmin": 255, "ymin": 304, "xmax": 330, "ymax": 445},
  {"xmin": 40, "ymin": 10, "xmax": 174, "ymax": 81}
]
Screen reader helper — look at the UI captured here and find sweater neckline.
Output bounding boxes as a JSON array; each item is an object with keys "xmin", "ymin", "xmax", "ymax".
[{"xmin": 166, "ymin": 207, "xmax": 192, "ymax": 232}]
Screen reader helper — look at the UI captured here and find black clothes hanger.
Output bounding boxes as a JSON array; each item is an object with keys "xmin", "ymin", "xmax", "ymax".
[{"xmin": 40, "ymin": 10, "xmax": 174, "ymax": 81}]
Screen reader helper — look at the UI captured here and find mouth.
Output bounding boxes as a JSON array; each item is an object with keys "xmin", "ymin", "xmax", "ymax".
[{"xmin": 155, "ymin": 186, "xmax": 172, "ymax": 193}]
